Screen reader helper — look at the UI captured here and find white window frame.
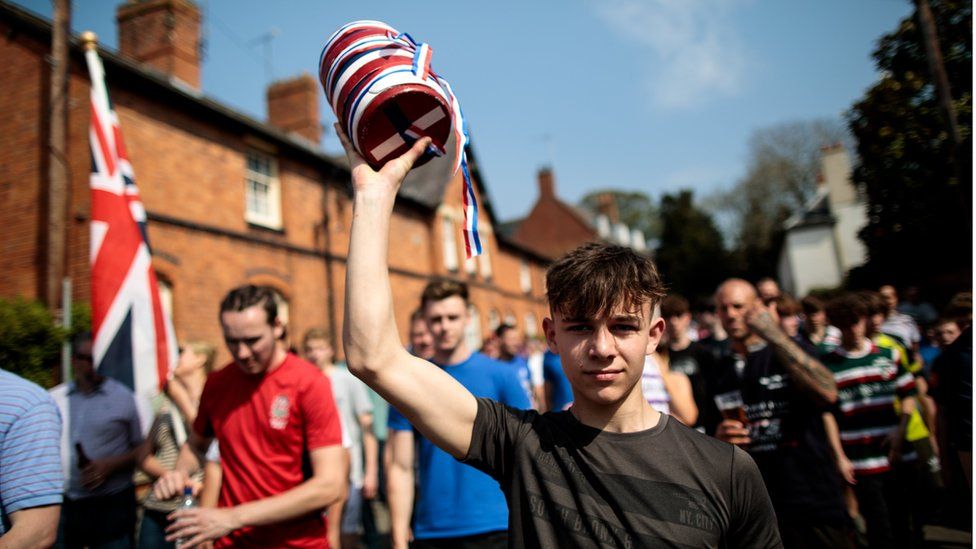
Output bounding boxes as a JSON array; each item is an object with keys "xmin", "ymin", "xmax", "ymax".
[
  {"xmin": 271, "ymin": 289, "xmax": 290, "ymax": 328},
  {"xmin": 524, "ymin": 312, "xmax": 537, "ymax": 338},
  {"xmin": 504, "ymin": 312, "xmax": 517, "ymax": 327},
  {"xmin": 157, "ymin": 277, "xmax": 174, "ymax": 324},
  {"xmin": 488, "ymin": 309, "xmax": 501, "ymax": 332},
  {"xmin": 464, "ymin": 256, "xmax": 477, "ymax": 276},
  {"xmin": 478, "ymin": 244, "xmax": 493, "ymax": 279},
  {"xmin": 520, "ymin": 260, "xmax": 533, "ymax": 294},
  {"xmin": 442, "ymin": 215, "xmax": 459, "ymax": 272},
  {"xmin": 465, "ymin": 305, "xmax": 482, "ymax": 352},
  {"xmin": 244, "ymin": 150, "xmax": 282, "ymax": 230}
]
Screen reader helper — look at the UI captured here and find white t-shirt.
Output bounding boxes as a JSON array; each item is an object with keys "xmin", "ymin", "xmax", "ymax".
[
  {"xmin": 328, "ymin": 367, "xmax": 373, "ymax": 487},
  {"xmin": 641, "ymin": 355, "xmax": 670, "ymax": 415}
]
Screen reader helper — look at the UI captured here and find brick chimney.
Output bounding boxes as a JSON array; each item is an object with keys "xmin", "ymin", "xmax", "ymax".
[
  {"xmin": 537, "ymin": 167, "xmax": 555, "ymax": 199},
  {"xmin": 117, "ymin": 0, "xmax": 202, "ymax": 89},
  {"xmin": 596, "ymin": 193, "xmax": 619, "ymax": 224},
  {"xmin": 266, "ymin": 74, "xmax": 321, "ymax": 145}
]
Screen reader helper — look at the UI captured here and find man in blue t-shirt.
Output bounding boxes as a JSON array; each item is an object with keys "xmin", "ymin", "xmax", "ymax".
[
  {"xmin": 495, "ymin": 323, "xmax": 542, "ymax": 408},
  {"xmin": 0, "ymin": 369, "xmax": 63, "ymax": 546},
  {"xmin": 542, "ymin": 350, "xmax": 573, "ymax": 411},
  {"xmin": 386, "ymin": 280, "xmax": 529, "ymax": 549}
]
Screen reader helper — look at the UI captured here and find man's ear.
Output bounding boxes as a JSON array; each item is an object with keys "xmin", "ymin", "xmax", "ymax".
[
  {"xmin": 646, "ymin": 315, "xmax": 666, "ymax": 355},
  {"xmin": 543, "ymin": 317, "xmax": 559, "ymax": 355},
  {"xmin": 273, "ymin": 318, "xmax": 285, "ymax": 341}
]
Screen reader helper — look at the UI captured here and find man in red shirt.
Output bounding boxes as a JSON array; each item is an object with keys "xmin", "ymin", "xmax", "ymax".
[{"xmin": 153, "ymin": 285, "xmax": 344, "ymax": 547}]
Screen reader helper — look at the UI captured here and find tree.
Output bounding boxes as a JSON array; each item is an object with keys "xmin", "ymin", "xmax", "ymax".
[
  {"xmin": 655, "ymin": 190, "xmax": 730, "ymax": 299},
  {"xmin": 847, "ymin": 0, "xmax": 972, "ymax": 293},
  {"xmin": 0, "ymin": 298, "xmax": 65, "ymax": 388},
  {"xmin": 709, "ymin": 119, "xmax": 850, "ymax": 281},
  {"xmin": 580, "ymin": 189, "xmax": 661, "ymax": 241},
  {"xmin": 0, "ymin": 298, "xmax": 91, "ymax": 388}
]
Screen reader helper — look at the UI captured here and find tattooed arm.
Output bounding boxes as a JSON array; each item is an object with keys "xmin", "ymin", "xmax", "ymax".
[{"xmin": 747, "ymin": 305, "xmax": 838, "ymax": 406}]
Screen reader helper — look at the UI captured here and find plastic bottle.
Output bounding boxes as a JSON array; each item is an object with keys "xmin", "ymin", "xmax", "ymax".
[
  {"xmin": 75, "ymin": 442, "xmax": 90, "ymax": 468},
  {"xmin": 174, "ymin": 486, "xmax": 197, "ymax": 548}
]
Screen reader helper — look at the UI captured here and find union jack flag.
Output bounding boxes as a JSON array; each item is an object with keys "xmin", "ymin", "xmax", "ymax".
[{"xmin": 85, "ymin": 46, "xmax": 177, "ymax": 398}]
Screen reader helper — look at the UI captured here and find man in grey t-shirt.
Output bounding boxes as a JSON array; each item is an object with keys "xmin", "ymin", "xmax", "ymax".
[
  {"xmin": 304, "ymin": 329, "xmax": 377, "ymax": 548},
  {"xmin": 336, "ymin": 131, "xmax": 782, "ymax": 548}
]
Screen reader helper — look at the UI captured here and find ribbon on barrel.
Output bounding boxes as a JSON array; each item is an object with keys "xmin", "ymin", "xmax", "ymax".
[{"xmin": 320, "ymin": 20, "xmax": 482, "ymax": 258}]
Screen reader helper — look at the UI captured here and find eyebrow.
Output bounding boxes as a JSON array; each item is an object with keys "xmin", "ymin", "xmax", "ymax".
[{"xmin": 562, "ymin": 315, "xmax": 642, "ymax": 323}]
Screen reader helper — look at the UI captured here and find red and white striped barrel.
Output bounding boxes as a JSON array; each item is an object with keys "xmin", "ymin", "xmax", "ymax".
[
  {"xmin": 319, "ymin": 21, "xmax": 484, "ymax": 259},
  {"xmin": 319, "ymin": 20, "xmax": 453, "ymax": 169}
]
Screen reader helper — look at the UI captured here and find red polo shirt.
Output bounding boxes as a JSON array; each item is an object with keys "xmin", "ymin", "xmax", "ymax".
[{"xmin": 195, "ymin": 353, "xmax": 341, "ymax": 548}]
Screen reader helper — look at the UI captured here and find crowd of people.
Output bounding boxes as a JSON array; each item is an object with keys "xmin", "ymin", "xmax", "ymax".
[{"xmin": 0, "ymin": 133, "xmax": 972, "ymax": 549}]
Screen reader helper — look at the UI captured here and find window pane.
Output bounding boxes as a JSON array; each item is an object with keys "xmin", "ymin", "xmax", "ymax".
[
  {"xmin": 442, "ymin": 216, "xmax": 458, "ymax": 271},
  {"xmin": 520, "ymin": 260, "xmax": 532, "ymax": 293}
]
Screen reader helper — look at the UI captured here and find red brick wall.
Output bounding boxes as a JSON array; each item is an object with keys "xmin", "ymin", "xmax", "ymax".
[
  {"xmin": 0, "ymin": 14, "xmax": 551, "ymax": 371},
  {"xmin": 0, "ymin": 22, "xmax": 48, "ymax": 299},
  {"xmin": 513, "ymin": 196, "xmax": 597, "ymax": 260}
]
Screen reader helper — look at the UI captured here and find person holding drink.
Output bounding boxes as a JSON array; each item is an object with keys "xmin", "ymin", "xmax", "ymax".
[{"xmin": 711, "ymin": 279, "xmax": 852, "ymax": 547}]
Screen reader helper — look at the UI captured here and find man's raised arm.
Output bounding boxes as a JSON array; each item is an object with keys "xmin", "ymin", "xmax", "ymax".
[{"xmin": 338, "ymin": 125, "xmax": 478, "ymax": 459}]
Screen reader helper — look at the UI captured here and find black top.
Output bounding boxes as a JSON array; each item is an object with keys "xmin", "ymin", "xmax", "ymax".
[
  {"xmin": 669, "ymin": 342, "xmax": 720, "ymax": 431},
  {"xmin": 930, "ymin": 327, "xmax": 972, "ymax": 452},
  {"xmin": 709, "ymin": 345, "xmax": 848, "ymax": 526},
  {"xmin": 462, "ymin": 398, "xmax": 783, "ymax": 548}
]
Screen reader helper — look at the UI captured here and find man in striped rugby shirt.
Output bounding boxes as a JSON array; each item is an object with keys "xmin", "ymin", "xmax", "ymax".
[{"xmin": 822, "ymin": 294, "xmax": 918, "ymax": 549}]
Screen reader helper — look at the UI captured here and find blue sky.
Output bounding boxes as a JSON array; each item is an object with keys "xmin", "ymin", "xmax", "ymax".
[{"xmin": 17, "ymin": 0, "xmax": 913, "ymax": 223}]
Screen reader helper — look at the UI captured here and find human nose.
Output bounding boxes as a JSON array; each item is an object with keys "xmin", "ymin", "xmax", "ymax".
[
  {"xmin": 233, "ymin": 341, "xmax": 252, "ymax": 360},
  {"xmin": 588, "ymin": 326, "xmax": 615, "ymax": 359}
]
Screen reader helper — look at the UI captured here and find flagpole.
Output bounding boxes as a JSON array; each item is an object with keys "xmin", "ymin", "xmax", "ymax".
[
  {"xmin": 46, "ymin": 0, "xmax": 70, "ymax": 311},
  {"xmin": 60, "ymin": 277, "xmax": 72, "ymax": 384}
]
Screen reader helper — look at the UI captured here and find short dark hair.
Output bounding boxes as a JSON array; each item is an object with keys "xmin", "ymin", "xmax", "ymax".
[
  {"xmin": 826, "ymin": 294, "xmax": 868, "ymax": 329},
  {"xmin": 943, "ymin": 292, "xmax": 973, "ymax": 327},
  {"xmin": 857, "ymin": 291, "xmax": 887, "ymax": 317},
  {"xmin": 495, "ymin": 323, "xmax": 516, "ymax": 338},
  {"xmin": 773, "ymin": 294, "xmax": 801, "ymax": 317},
  {"xmin": 801, "ymin": 295, "xmax": 825, "ymax": 315},
  {"xmin": 546, "ymin": 242, "xmax": 665, "ymax": 319},
  {"xmin": 421, "ymin": 279, "xmax": 469, "ymax": 308},
  {"xmin": 661, "ymin": 295, "xmax": 690, "ymax": 318},
  {"xmin": 932, "ymin": 317, "xmax": 959, "ymax": 329},
  {"xmin": 410, "ymin": 309, "xmax": 426, "ymax": 324},
  {"xmin": 302, "ymin": 327, "xmax": 330, "ymax": 346},
  {"xmin": 219, "ymin": 285, "xmax": 278, "ymax": 326}
]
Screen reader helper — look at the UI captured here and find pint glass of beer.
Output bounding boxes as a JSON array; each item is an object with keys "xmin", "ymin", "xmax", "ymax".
[{"xmin": 713, "ymin": 390, "xmax": 749, "ymax": 426}]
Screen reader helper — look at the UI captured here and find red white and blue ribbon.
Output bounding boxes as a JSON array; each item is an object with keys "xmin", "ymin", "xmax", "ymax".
[{"xmin": 320, "ymin": 21, "xmax": 482, "ymax": 258}]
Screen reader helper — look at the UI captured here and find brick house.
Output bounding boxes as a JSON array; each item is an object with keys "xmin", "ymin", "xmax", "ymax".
[
  {"xmin": 501, "ymin": 167, "xmax": 649, "ymax": 261},
  {"xmin": 0, "ymin": 0, "xmax": 551, "ymax": 372}
]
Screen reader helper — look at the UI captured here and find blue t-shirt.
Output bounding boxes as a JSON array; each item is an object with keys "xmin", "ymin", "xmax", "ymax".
[
  {"xmin": 0, "ymin": 370, "xmax": 63, "ymax": 535},
  {"xmin": 542, "ymin": 351, "xmax": 574, "ymax": 411},
  {"xmin": 500, "ymin": 355, "xmax": 533, "ymax": 404},
  {"xmin": 387, "ymin": 352, "xmax": 529, "ymax": 539}
]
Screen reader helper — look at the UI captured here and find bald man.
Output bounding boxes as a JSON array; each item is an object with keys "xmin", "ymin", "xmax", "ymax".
[{"xmin": 710, "ymin": 279, "xmax": 851, "ymax": 548}]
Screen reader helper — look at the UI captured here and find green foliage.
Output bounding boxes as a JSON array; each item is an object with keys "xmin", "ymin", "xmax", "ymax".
[
  {"xmin": 655, "ymin": 190, "xmax": 730, "ymax": 300},
  {"xmin": 580, "ymin": 189, "xmax": 662, "ymax": 241},
  {"xmin": 0, "ymin": 298, "xmax": 65, "ymax": 388},
  {"xmin": 0, "ymin": 298, "xmax": 91, "ymax": 389},
  {"xmin": 847, "ymin": 0, "xmax": 972, "ymax": 289}
]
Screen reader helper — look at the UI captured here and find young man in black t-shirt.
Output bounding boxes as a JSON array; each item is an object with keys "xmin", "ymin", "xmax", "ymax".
[
  {"xmin": 338, "ymin": 128, "xmax": 781, "ymax": 548},
  {"xmin": 712, "ymin": 279, "xmax": 851, "ymax": 548},
  {"xmin": 661, "ymin": 295, "xmax": 720, "ymax": 432}
]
